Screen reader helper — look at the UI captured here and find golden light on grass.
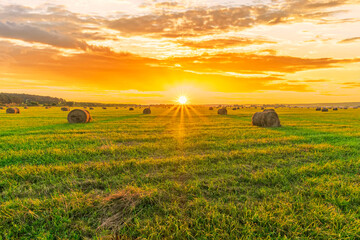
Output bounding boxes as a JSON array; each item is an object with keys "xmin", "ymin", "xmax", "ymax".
[{"xmin": 178, "ymin": 96, "xmax": 188, "ymax": 105}]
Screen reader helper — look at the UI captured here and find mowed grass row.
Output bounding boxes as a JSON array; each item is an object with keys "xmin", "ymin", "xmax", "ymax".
[{"xmin": 1, "ymin": 107, "xmax": 360, "ymax": 239}]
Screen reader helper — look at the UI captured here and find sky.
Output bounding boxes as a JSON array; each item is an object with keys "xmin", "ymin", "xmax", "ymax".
[{"xmin": 0, "ymin": 0, "xmax": 359, "ymax": 104}]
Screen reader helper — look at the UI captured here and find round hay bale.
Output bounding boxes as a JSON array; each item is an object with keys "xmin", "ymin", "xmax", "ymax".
[
  {"xmin": 252, "ymin": 110, "xmax": 281, "ymax": 127},
  {"xmin": 232, "ymin": 108, "xmax": 237, "ymax": 110},
  {"xmin": 67, "ymin": 109, "xmax": 92, "ymax": 124},
  {"xmin": 61, "ymin": 107, "xmax": 70, "ymax": 111},
  {"xmin": 322, "ymin": 108, "xmax": 328, "ymax": 112},
  {"xmin": 263, "ymin": 109, "xmax": 275, "ymax": 112},
  {"xmin": 24, "ymin": 106, "xmax": 28, "ymax": 109},
  {"xmin": 333, "ymin": 108, "xmax": 338, "ymax": 111},
  {"xmin": 0, "ymin": 107, "xmax": 4, "ymax": 110},
  {"xmin": 45, "ymin": 106, "xmax": 50, "ymax": 109},
  {"xmin": 102, "ymin": 107, "xmax": 107, "ymax": 110},
  {"xmin": 209, "ymin": 107, "xmax": 214, "ymax": 110},
  {"xmin": 116, "ymin": 107, "xmax": 119, "ymax": 109},
  {"xmin": 316, "ymin": 107, "xmax": 321, "ymax": 111},
  {"xmin": 89, "ymin": 107, "xmax": 94, "ymax": 110},
  {"xmin": 218, "ymin": 108, "xmax": 227, "ymax": 115},
  {"xmin": 143, "ymin": 108, "xmax": 151, "ymax": 114},
  {"xmin": 129, "ymin": 108, "xmax": 134, "ymax": 111},
  {"xmin": 6, "ymin": 107, "xmax": 20, "ymax": 114}
]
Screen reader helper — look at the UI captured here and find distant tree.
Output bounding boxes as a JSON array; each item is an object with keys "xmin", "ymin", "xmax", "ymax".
[{"xmin": 28, "ymin": 101, "xmax": 39, "ymax": 106}]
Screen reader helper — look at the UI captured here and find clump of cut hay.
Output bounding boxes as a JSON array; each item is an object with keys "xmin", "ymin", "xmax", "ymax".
[
  {"xmin": 102, "ymin": 107, "xmax": 107, "ymax": 110},
  {"xmin": 6, "ymin": 107, "xmax": 20, "ymax": 114},
  {"xmin": 67, "ymin": 109, "xmax": 92, "ymax": 123},
  {"xmin": 129, "ymin": 108, "xmax": 134, "ymax": 111},
  {"xmin": 45, "ymin": 106, "xmax": 50, "ymax": 109},
  {"xmin": 89, "ymin": 107, "xmax": 94, "ymax": 110},
  {"xmin": 116, "ymin": 107, "xmax": 118, "ymax": 109},
  {"xmin": 24, "ymin": 106, "xmax": 28, "ymax": 109},
  {"xmin": 209, "ymin": 107, "xmax": 213, "ymax": 110},
  {"xmin": 0, "ymin": 107, "xmax": 4, "ymax": 110},
  {"xmin": 218, "ymin": 108, "xmax": 227, "ymax": 115},
  {"xmin": 61, "ymin": 107, "xmax": 70, "ymax": 111},
  {"xmin": 252, "ymin": 109, "xmax": 281, "ymax": 127},
  {"xmin": 232, "ymin": 108, "xmax": 237, "ymax": 110},
  {"xmin": 143, "ymin": 108, "xmax": 151, "ymax": 114},
  {"xmin": 316, "ymin": 107, "xmax": 321, "ymax": 111},
  {"xmin": 322, "ymin": 108, "xmax": 329, "ymax": 112},
  {"xmin": 98, "ymin": 187, "xmax": 155, "ymax": 232}
]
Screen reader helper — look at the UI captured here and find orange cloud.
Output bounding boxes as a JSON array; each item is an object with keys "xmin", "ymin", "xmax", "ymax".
[
  {"xmin": 341, "ymin": 82, "xmax": 360, "ymax": 88},
  {"xmin": 339, "ymin": 37, "xmax": 360, "ymax": 43},
  {"xmin": 167, "ymin": 53, "xmax": 360, "ymax": 74},
  {"xmin": 177, "ymin": 37, "xmax": 275, "ymax": 49},
  {"xmin": 1, "ymin": 40, "xmax": 358, "ymax": 94}
]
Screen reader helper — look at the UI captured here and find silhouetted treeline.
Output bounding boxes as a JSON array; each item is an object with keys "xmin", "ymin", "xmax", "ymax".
[
  {"xmin": 0, "ymin": 93, "xmax": 141, "ymax": 107},
  {"xmin": 0, "ymin": 93, "xmax": 65, "ymax": 105}
]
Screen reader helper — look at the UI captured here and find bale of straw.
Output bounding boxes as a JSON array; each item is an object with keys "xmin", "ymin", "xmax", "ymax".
[
  {"xmin": 129, "ymin": 108, "xmax": 134, "ymax": 111},
  {"xmin": 67, "ymin": 109, "xmax": 92, "ymax": 124},
  {"xmin": 90, "ymin": 107, "xmax": 94, "ymax": 110},
  {"xmin": 218, "ymin": 108, "xmax": 227, "ymax": 115},
  {"xmin": 61, "ymin": 107, "xmax": 70, "ymax": 111},
  {"xmin": 0, "ymin": 107, "xmax": 4, "ymax": 110},
  {"xmin": 322, "ymin": 108, "xmax": 328, "ymax": 112},
  {"xmin": 333, "ymin": 108, "xmax": 338, "ymax": 111},
  {"xmin": 143, "ymin": 108, "xmax": 151, "ymax": 114},
  {"xmin": 102, "ymin": 107, "xmax": 107, "ymax": 110},
  {"xmin": 316, "ymin": 107, "xmax": 321, "ymax": 111},
  {"xmin": 6, "ymin": 107, "xmax": 20, "ymax": 114},
  {"xmin": 209, "ymin": 107, "xmax": 214, "ymax": 110},
  {"xmin": 24, "ymin": 106, "xmax": 28, "ymax": 109},
  {"xmin": 232, "ymin": 108, "xmax": 237, "ymax": 110},
  {"xmin": 252, "ymin": 109, "xmax": 281, "ymax": 127}
]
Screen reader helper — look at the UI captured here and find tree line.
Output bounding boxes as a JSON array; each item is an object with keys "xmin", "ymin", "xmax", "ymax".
[
  {"xmin": 0, "ymin": 93, "xmax": 66, "ymax": 106},
  {"xmin": 0, "ymin": 93, "xmax": 144, "ymax": 107}
]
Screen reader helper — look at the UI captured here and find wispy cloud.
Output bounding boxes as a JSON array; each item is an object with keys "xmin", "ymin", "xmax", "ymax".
[{"xmin": 339, "ymin": 37, "xmax": 360, "ymax": 43}]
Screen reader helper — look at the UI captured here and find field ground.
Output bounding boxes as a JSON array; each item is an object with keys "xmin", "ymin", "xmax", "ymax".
[{"xmin": 1, "ymin": 106, "xmax": 360, "ymax": 239}]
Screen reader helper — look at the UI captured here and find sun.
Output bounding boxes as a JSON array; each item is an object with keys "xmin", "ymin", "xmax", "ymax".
[{"xmin": 178, "ymin": 96, "xmax": 188, "ymax": 105}]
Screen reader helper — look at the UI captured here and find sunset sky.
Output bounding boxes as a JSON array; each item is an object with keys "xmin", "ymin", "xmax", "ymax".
[{"xmin": 0, "ymin": 0, "xmax": 359, "ymax": 104}]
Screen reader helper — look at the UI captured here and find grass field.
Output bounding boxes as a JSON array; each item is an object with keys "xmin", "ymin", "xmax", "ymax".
[{"xmin": 1, "ymin": 106, "xmax": 360, "ymax": 239}]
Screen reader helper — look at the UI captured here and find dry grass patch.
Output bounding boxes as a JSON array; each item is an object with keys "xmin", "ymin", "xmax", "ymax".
[{"xmin": 98, "ymin": 187, "xmax": 156, "ymax": 233}]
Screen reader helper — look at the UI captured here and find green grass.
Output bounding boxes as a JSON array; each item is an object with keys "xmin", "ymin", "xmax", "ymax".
[{"xmin": 1, "ymin": 106, "xmax": 360, "ymax": 239}]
